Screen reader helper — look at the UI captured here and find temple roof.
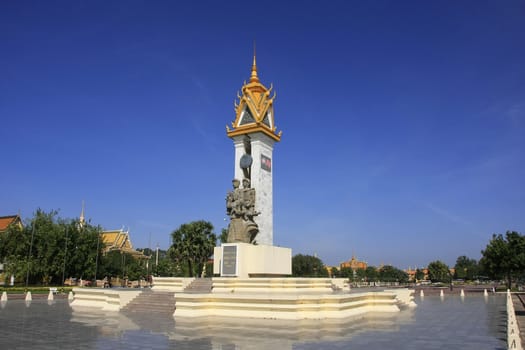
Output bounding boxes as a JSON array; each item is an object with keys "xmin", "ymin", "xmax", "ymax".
[
  {"xmin": 101, "ymin": 229, "xmax": 147, "ymax": 259},
  {"xmin": 227, "ymin": 53, "xmax": 282, "ymax": 142}
]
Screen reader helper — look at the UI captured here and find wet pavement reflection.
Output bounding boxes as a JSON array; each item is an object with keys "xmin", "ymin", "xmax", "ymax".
[{"xmin": 0, "ymin": 295, "xmax": 508, "ymax": 349}]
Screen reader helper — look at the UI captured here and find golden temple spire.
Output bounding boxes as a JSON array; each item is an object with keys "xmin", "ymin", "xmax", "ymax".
[
  {"xmin": 227, "ymin": 48, "xmax": 281, "ymax": 142},
  {"xmin": 250, "ymin": 41, "xmax": 259, "ymax": 83},
  {"xmin": 79, "ymin": 200, "xmax": 85, "ymax": 229}
]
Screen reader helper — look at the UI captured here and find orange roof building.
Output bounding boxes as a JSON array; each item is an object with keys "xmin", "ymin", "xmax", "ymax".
[
  {"xmin": 405, "ymin": 267, "xmax": 429, "ymax": 281},
  {"xmin": 0, "ymin": 214, "xmax": 23, "ymax": 233}
]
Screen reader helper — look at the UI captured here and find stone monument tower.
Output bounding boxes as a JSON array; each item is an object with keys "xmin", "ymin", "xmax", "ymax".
[
  {"xmin": 226, "ymin": 53, "xmax": 281, "ymax": 246},
  {"xmin": 215, "ymin": 53, "xmax": 290, "ymax": 278}
]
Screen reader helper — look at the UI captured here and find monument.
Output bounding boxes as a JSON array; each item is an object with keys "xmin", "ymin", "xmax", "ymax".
[
  {"xmin": 225, "ymin": 52, "xmax": 281, "ymax": 246},
  {"xmin": 213, "ymin": 53, "xmax": 291, "ymax": 278},
  {"xmin": 71, "ymin": 52, "xmax": 416, "ymax": 320}
]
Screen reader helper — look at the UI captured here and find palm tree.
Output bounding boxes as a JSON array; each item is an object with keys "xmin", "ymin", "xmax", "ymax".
[{"xmin": 170, "ymin": 221, "xmax": 216, "ymax": 277}]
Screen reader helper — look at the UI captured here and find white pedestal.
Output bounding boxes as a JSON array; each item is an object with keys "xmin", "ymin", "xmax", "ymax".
[{"xmin": 213, "ymin": 243, "xmax": 291, "ymax": 278}]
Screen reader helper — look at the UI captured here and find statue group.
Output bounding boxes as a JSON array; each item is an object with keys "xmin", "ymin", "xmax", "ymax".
[{"xmin": 226, "ymin": 178, "xmax": 259, "ymax": 244}]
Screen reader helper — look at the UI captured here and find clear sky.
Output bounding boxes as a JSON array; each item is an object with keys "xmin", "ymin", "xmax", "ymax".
[{"xmin": 1, "ymin": 1, "xmax": 524, "ymax": 269}]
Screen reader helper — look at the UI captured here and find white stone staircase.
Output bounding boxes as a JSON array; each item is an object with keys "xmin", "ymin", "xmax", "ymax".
[
  {"xmin": 183, "ymin": 278, "xmax": 213, "ymax": 293},
  {"xmin": 121, "ymin": 289, "xmax": 175, "ymax": 315}
]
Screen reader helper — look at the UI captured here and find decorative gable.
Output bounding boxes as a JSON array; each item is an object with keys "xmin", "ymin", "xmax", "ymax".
[{"xmin": 227, "ymin": 54, "xmax": 281, "ymax": 142}]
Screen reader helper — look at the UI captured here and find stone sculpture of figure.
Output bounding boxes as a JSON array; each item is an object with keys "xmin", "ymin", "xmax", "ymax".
[
  {"xmin": 226, "ymin": 179, "xmax": 242, "ymax": 217},
  {"xmin": 241, "ymin": 178, "xmax": 259, "ymax": 220},
  {"xmin": 226, "ymin": 178, "xmax": 259, "ymax": 244}
]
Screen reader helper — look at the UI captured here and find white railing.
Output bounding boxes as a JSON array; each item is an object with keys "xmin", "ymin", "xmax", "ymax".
[{"xmin": 507, "ymin": 290, "xmax": 523, "ymax": 350}]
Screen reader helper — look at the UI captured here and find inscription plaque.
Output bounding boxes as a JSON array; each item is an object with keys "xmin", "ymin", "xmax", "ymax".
[{"xmin": 222, "ymin": 245, "xmax": 238, "ymax": 276}]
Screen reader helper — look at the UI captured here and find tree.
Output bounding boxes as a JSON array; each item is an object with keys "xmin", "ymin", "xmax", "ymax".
[
  {"xmin": 365, "ymin": 266, "xmax": 378, "ymax": 282},
  {"xmin": 65, "ymin": 220, "xmax": 103, "ymax": 282},
  {"xmin": 219, "ymin": 228, "xmax": 229, "ymax": 244},
  {"xmin": 100, "ymin": 251, "xmax": 147, "ymax": 281},
  {"xmin": 427, "ymin": 260, "xmax": 451, "ymax": 283},
  {"xmin": 378, "ymin": 265, "xmax": 409, "ymax": 283},
  {"xmin": 329, "ymin": 267, "xmax": 340, "ymax": 278},
  {"xmin": 415, "ymin": 268, "xmax": 425, "ymax": 281},
  {"xmin": 355, "ymin": 267, "xmax": 367, "ymax": 282},
  {"xmin": 136, "ymin": 247, "xmax": 174, "ymax": 277},
  {"xmin": 454, "ymin": 255, "xmax": 479, "ymax": 280},
  {"xmin": 0, "ymin": 209, "xmax": 104, "ymax": 285},
  {"xmin": 480, "ymin": 231, "xmax": 525, "ymax": 289},
  {"xmin": 0, "ymin": 219, "xmax": 30, "ymax": 284},
  {"xmin": 169, "ymin": 221, "xmax": 217, "ymax": 277},
  {"xmin": 339, "ymin": 266, "xmax": 353, "ymax": 279},
  {"xmin": 292, "ymin": 254, "xmax": 328, "ymax": 277},
  {"xmin": 156, "ymin": 255, "xmax": 179, "ymax": 277}
]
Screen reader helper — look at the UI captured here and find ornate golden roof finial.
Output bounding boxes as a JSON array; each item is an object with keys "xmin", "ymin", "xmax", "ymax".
[
  {"xmin": 227, "ymin": 47, "xmax": 281, "ymax": 142},
  {"xmin": 250, "ymin": 40, "xmax": 259, "ymax": 83},
  {"xmin": 79, "ymin": 200, "xmax": 85, "ymax": 229}
]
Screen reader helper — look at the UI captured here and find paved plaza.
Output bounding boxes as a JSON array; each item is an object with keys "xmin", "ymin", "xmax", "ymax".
[{"xmin": 0, "ymin": 294, "xmax": 508, "ymax": 349}]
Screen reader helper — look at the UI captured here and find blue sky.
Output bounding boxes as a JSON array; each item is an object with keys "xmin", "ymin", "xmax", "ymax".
[{"xmin": 1, "ymin": 1, "xmax": 524, "ymax": 269}]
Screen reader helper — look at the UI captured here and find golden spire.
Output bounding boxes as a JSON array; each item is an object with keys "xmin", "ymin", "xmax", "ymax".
[
  {"xmin": 250, "ymin": 42, "xmax": 259, "ymax": 83},
  {"xmin": 227, "ymin": 48, "xmax": 281, "ymax": 142},
  {"xmin": 79, "ymin": 200, "xmax": 85, "ymax": 229}
]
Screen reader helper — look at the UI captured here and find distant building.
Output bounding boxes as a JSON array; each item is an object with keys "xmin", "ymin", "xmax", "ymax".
[
  {"xmin": 0, "ymin": 214, "xmax": 23, "ymax": 233},
  {"xmin": 340, "ymin": 256, "xmax": 367, "ymax": 271},
  {"xmin": 78, "ymin": 203, "xmax": 146, "ymax": 260},
  {"xmin": 0, "ymin": 214, "xmax": 23, "ymax": 285},
  {"xmin": 405, "ymin": 267, "xmax": 429, "ymax": 282},
  {"xmin": 100, "ymin": 228, "xmax": 147, "ymax": 260}
]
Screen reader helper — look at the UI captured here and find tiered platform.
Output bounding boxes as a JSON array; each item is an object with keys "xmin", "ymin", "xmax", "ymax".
[
  {"xmin": 69, "ymin": 288, "xmax": 141, "ymax": 311},
  {"xmin": 70, "ymin": 277, "xmax": 416, "ymax": 320},
  {"xmin": 174, "ymin": 277, "xmax": 415, "ymax": 320},
  {"xmin": 211, "ymin": 277, "xmax": 346, "ymax": 293}
]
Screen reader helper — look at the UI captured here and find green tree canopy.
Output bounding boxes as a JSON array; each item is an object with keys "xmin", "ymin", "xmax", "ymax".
[
  {"xmin": 427, "ymin": 260, "xmax": 451, "ymax": 283},
  {"xmin": 415, "ymin": 268, "xmax": 425, "ymax": 281},
  {"xmin": 292, "ymin": 254, "xmax": 328, "ymax": 277},
  {"xmin": 0, "ymin": 209, "xmax": 103, "ymax": 285},
  {"xmin": 378, "ymin": 265, "xmax": 409, "ymax": 283},
  {"xmin": 330, "ymin": 267, "xmax": 340, "ymax": 278},
  {"xmin": 480, "ymin": 231, "xmax": 525, "ymax": 289},
  {"xmin": 339, "ymin": 266, "xmax": 354, "ymax": 279},
  {"xmin": 99, "ymin": 250, "xmax": 149, "ymax": 281},
  {"xmin": 219, "ymin": 228, "xmax": 229, "ymax": 245},
  {"xmin": 169, "ymin": 220, "xmax": 217, "ymax": 277},
  {"xmin": 365, "ymin": 266, "xmax": 379, "ymax": 282},
  {"xmin": 355, "ymin": 267, "xmax": 367, "ymax": 282},
  {"xmin": 453, "ymin": 255, "xmax": 479, "ymax": 280}
]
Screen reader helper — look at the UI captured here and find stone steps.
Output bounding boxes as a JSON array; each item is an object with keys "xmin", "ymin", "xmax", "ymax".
[
  {"xmin": 121, "ymin": 290, "xmax": 175, "ymax": 314},
  {"xmin": 183, "ymin": 278, "xmax": 213, "ymax": 293},
  {"xmin": 151, "ymin": 277, "xmax": 194, "ymax": 291},
  {"xmin": 174, "ymin": 290, "xmax": 404, "ymax": 319}
]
